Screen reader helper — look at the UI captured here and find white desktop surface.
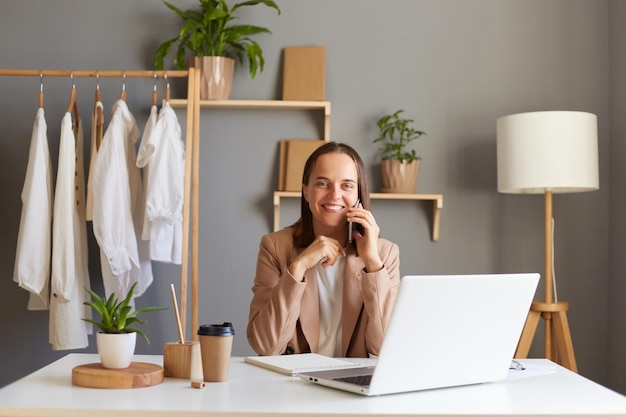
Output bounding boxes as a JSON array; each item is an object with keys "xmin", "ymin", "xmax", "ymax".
[{"xmin": 1, "ymin": 354, "xmax": 625, "ymax": 417}]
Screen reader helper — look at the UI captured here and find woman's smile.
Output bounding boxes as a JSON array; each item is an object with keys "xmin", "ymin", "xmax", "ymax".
[{"xmin": 321, "ymin": 203, "xmax": 345, "ymax": 213}]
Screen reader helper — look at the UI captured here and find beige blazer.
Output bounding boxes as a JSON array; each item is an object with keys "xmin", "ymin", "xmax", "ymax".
[{"xmin": 247, "ymin": 227, "xmax": 400, "ymax": 357}]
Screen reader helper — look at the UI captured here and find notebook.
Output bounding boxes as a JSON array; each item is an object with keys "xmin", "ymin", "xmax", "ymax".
[
  {"xmin": 298, "ymin": 273, "xmax": 539, "ymax": 396},
  {"xmin": 244, "ymin": 353, "xmax": 363, "ymax": 376}
]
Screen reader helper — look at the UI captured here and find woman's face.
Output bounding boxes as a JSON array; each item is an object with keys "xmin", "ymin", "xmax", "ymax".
[{"xmin": 302, "ymin": 152, "xmax": 359, "ymax": 237}]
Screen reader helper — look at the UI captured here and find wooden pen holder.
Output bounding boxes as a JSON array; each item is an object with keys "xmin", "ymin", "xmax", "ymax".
[{"xmin": 163, "ymin": 341, "xmax": 203, "ymax": 379}]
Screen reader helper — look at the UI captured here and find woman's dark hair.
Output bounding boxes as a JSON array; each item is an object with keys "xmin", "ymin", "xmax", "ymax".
[{"xmin": 292, "ymin": 142, "xmax": 370, "ymax": 248}]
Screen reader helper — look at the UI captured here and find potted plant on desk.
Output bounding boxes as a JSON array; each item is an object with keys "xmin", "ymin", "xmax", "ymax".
[
  {"xmin": 83, "ymin": 282, "xmax": 167, "ymax": 369},
  {"xmin": 373, "ymin": 109, "xmax": 427, "ymax": 193},
  {"xmin": 154, "ymin": 0, "xmax": 281, "ymax": 100}
]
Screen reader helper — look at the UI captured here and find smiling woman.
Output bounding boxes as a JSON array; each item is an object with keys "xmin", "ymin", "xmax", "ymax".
[{"xmin": 246, "ymin": 142, "xmax": 401, "ymax": 359}]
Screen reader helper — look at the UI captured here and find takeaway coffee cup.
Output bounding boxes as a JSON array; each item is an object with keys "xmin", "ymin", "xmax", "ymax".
[{"xmin": 197, "ymin": 322, "xmax": 235, "ymax": 382}]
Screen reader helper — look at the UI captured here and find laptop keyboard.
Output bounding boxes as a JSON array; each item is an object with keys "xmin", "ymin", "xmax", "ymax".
[{"xmin": 333, "ymin": 374, "xmax": 372, "ymax": 386}]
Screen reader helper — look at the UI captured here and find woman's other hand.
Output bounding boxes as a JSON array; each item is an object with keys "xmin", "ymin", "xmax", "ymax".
[{"xmin": 288, "ymin": 235, "xmax": 346, "ymax": 281}]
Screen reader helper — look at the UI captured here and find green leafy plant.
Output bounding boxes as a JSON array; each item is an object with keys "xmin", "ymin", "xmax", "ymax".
[
  {"xmin": 154, "ymin": 0, "xmax": 281, "ymax": 79},
  {"xmin": 373, "ymin": 109, "xmax": 427, "ymax": 163},
  {"xmin": 82, "ymin": 282, "xmax": 167, "ymax": 344}
]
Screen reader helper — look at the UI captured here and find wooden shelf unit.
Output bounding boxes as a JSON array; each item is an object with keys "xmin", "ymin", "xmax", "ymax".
[
  {"xmin": 273, "ymin": 191, "xmax": 443, "ymax": 241},
  {"xmin": 169, "ymin": 99, "xmax": 331, "ymax": 141},
  {"xmin": 168, "ymin": 98, "xmax": 442, "ymax": 241}
]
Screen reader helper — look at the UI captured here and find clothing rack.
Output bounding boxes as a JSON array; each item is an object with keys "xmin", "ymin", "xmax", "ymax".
[
  {"xmin": 0, "ymin": 69, "xmax": 190, "ymax": 79},
  {"xmin": 1, "ymin": 67, "xmax": 202, "ymax": 342}
]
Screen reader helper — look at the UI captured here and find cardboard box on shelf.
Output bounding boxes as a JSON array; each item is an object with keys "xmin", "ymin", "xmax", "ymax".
[
  {"xmin": 279, "ymin": 139, "xmax": 326, "ymax": 191},
  {"xmin": 282, "ymin": 46, "xmax": 326, "ymax": 101}
]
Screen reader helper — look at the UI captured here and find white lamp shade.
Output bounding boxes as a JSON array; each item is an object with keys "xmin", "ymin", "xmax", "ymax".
[{"xmin": 497, "ymin": 111, "xmax": 599, "ymax": 194}]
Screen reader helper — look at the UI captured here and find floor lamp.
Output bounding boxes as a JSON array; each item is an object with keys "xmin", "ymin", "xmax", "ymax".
[{"xmin": 496, "ymin": 111, "xmax": 599, "ymax": 373}]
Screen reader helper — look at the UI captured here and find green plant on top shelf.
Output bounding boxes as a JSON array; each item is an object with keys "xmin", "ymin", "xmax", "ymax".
[{"xmin": 154, "ymin": 0, "xmax": 281, "ymax": 79}]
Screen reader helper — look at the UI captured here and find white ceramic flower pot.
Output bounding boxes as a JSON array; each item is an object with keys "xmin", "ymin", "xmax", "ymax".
[
  {"xmin": 96, "ymin": 332, "xmax": 137, "ymax": 369},
  {"xmin": 191, "ymin": 56, "xmax": 235, "ymax": 100}
]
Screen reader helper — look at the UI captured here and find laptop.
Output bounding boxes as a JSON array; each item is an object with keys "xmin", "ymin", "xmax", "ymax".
[{"xmin": 298, "ymin": 273, "xmax": 539, "ymax": 396}]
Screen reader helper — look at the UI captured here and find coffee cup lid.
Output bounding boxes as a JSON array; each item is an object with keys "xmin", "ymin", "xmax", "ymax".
[{"xmin": 197, "ymin": 322, "xmax": 235, "ymax": 336}]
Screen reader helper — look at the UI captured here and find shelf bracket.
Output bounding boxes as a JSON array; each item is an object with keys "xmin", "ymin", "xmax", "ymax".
[{"xmin": 432, "ymin": 195, "xmax": 443, "ymax": 241}]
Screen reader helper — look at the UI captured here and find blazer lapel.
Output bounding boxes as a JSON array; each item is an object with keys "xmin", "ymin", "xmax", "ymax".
[
  {"xmin": 342, "ymin": 248, "xmax": 365, "ymax": 355},
  {"xmin": 299, "ymin": 266, "xmax": 320, "ymax": 352}
]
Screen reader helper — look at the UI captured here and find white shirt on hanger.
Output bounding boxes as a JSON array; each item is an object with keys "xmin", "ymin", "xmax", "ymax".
[
  {"xmin": 50, "ymin": 113, "xmax": 92, "ymax": 350},
  {"xmin": 92, "ymin": 99, "xmax": 153, "ymax": 302},
  {"xmin": 85, "ymin": 100, "xmax": 104, "ymax": 221},
  {"xmin": 136, "ymin": 104, "xmax": 157, "ymax": 170},
  {"xmin": 13, "ymin": 108, "xmax": 52, "ymax": 310},
  {"xmin": 136, "ymin": 101, "xmax": 185, "ymax": 264},
  {"xmin": 136, "ymin": 104, "xmax": 158, "ymax": 245}
]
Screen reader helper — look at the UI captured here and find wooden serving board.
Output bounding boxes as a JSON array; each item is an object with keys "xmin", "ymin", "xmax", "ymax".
[{"xmin": 72, "ymin": 362, "xmax": 164, "ymax": 389}]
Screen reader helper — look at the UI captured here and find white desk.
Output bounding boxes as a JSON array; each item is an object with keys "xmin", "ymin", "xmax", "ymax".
[{"xmin": 1, "ymin": 354, "xmax": 625, "ymax": 417}]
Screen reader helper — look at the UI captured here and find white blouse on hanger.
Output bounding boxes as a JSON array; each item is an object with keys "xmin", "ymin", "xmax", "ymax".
[
  {"xmin": 13, "ymin": 108, "xmax": 52, "ymax": 311},
  {"xmin": 136, "ymin": 104, "xmax": 158, "ymax": 242},
  {"xmin": 136, "ymin": 101, "xmax": 185, "ymax": 264},
  {"xmin": 86, "ymin": 100, "xmax": 104, "ymax": 221},
  {"xmin": 50, "ymin": 113, "xmax": 92, "ymax": 350},
  {"xmin": 92, "ymin": 99, "xmax": 153, "ymax": 302}
]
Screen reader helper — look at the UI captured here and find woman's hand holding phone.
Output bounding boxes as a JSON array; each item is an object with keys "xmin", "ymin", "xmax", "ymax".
[{"xmin": 347, "ymin": 200, "xmax": 384, "ymax": 272}]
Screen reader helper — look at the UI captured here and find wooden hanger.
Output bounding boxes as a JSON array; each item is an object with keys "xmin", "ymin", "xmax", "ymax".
[
  {"xmin": 72, "ymin": 95, "xmax": 80, "ymax": 134},
  {"xmin": 165, "ymin": 71, "xmax": 170, "ymax": 103},
  {"xmin": 119, "ymin": 71, "xmax": 126, "ymax": 101},
  {"xmin": 65, "ymin": 73, "xmax": 80, "ymax": 134},
  {"xmin": 152, "ymin": 72, "xmax": 158, "ymax": 106},
  {"xmin": 66, "ymin": 74, "xmax": 76, "ymax": 114},
  {"xmin": 38, "ymin": 72, "xmax": 44, "ymax": 109},
  {"xmin": 94, "ymin": 73, "xmax": 104, "ymax": 123},
  {"xmin": 94, "ymin": 73, "xmax": 104, "ymax": 150}
]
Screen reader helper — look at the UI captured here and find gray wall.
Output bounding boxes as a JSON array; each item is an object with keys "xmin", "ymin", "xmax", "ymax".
[
  {"xmin": 609, "ymin": 0, "xmax": 626, "ymax": 394},
  {"xmin": 0, "ymin": 0, "xmax": 622, "ymax": 393}
]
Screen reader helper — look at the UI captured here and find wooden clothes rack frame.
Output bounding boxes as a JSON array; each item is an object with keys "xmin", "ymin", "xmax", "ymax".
[{"xmin": 0, "ymin": 68, "xmax": 203, "ymax": 342}]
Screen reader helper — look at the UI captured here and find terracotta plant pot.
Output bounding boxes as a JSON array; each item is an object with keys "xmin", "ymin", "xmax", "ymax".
[
  {"xmin": 191, "ymin": 56, "xmax": 235, "ymax": 100},
  {"xmin": 380, "ymin": 159, "xmax": 420, "ymax": 193},
  {"xmin": 96, "ymin": 332, "xmax": 137, "ymax": 369}
]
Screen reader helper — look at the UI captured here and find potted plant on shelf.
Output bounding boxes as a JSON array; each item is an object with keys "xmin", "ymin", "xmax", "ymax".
[
  {"xmin": 83, "ymin": 282, "xmax": 167, "ymax": 369},
  {"xmin": 154, "ymin": 0, "xmax": 281, "ymax": 100},
  {"xmin": 373, "ymin": 109, "xmax": 427, "ymax": 193}
]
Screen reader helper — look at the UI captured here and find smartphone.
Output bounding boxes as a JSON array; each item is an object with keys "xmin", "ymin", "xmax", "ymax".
[{"xmin": 348, "ymin": 198, "xmax": 361, "ymax": 243}]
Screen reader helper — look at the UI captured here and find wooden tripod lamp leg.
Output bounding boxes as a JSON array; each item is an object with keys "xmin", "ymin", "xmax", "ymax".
[
  {"xmin": 515, "ymin": 301, "xmax": 578, "ymax": 372},
  {"xmin": 515, "ymin": 309, "xmax": 541, "ymax": 358},
  {"xmin": 552, "ymin": 307, "xmax": 578, "ymax": 372}
]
